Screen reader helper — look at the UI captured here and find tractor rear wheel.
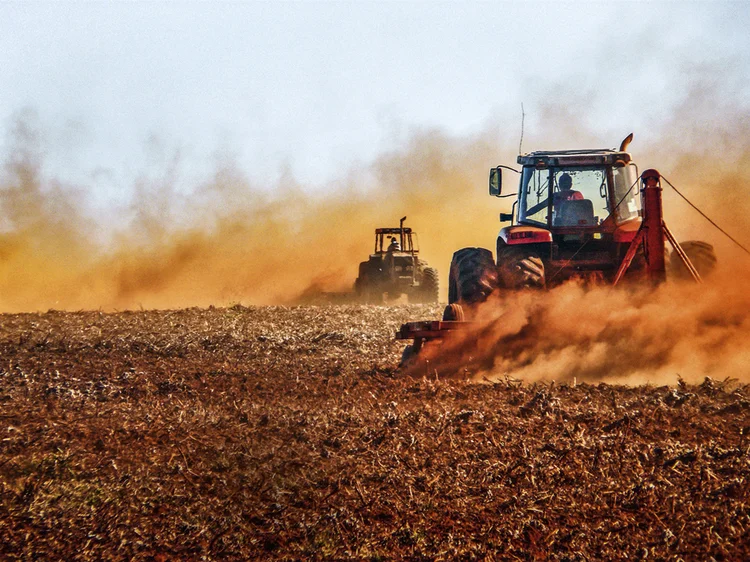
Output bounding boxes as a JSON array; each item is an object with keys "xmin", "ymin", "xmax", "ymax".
[
  {"xmin": 669, "ymin": 240, "xmax": 717, "ymax": 281},
  {"xmin": 355, "ymin": 278, "xmax": 384, "ymax": 304},
  {"xmin": 448, "ymin": 248, "xmax": 498, "ymax": 304},
  {"xmin": 496, "ymin": 246, "xmax": 545, "ymax": 289},
  {"xmin": 355, "ymin": 260, "xmax": 387, "ymax": 303}
]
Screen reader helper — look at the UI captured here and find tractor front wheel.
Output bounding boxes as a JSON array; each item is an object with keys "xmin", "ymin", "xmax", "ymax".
[
  {"xmin": 496, "ymin": 246, "xmax": 545, "ymax": 289},
  {"xmin": 448, "ymin": 248, "xmax": 498, "ymax": 305}
]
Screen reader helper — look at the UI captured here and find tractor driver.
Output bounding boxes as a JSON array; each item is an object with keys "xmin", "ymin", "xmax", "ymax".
[
  {"xmin": 553, "ymin": 173, "xmax": 583, "ymax": 205},
  {"xmin": 387, "ymin": 237, "xmax": 400, "ymax": 252}
]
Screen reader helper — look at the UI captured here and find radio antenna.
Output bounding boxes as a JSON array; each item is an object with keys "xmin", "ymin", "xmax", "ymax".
[{"xmin": 518, "ymin": 103, "xmax": 525, "ymax": 155}]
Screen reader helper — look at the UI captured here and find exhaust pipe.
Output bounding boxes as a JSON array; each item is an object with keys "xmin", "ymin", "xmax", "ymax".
[{"xmin": 619, "ymin": 133, "xmax": 634, "ymax": 152}]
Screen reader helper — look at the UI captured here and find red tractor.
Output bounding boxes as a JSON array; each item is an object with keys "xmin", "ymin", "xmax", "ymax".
[{"xmin": 398, "ymin": 135, "xmax": 716, "ymax": 355}]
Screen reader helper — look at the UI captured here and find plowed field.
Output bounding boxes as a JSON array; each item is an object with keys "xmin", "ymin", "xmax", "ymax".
[{"xmin": 1, "ymin": 305, "xmax": 749, "ymax": 560}]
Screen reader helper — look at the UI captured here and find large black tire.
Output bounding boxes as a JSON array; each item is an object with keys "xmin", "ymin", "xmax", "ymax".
[
  {"xmin": 496, "ymin": 245, "xmax": 545, "ymax": 289},
  {"xmin": 669, "ymin": 240, "xmax": 717, "ymax": 281},
  {"xmin": 355, "ymin": 276, "xmax": 384, "ymax": 304},
  {"xmin": 448, "ymin": 248, "xmax": 498, "ymax": 305},
  {"xmin": 355, "ymin": 260, "xmax": 386, "ymax": 304},
  {"xmin": 415, "ymin": 267, "xmax": 439, "ymax": 303},
  {"xmin": 366, "ymin": 289, "xmax": 385, "ymax": 304}
]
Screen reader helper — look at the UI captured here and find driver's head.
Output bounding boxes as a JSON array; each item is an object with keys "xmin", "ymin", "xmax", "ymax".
[{"xmin": 559, "ymin": 173, "xmax": 572, "ymax": 191}]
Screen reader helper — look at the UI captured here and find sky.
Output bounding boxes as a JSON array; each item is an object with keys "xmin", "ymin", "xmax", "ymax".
[
  {"xmin": 3, "ymin": 0, "xmax": 749, "ymax": 203},
  {"xmin": 1, "ymin": 1, "xmax": 750, "ymax": 313}
]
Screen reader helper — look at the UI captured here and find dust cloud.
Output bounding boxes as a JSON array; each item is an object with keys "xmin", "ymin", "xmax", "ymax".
[
  {"xmin": 0, "ymin": 115, "xmax": 510, "ymax": 312},
  {"xmin": 1, "ymin": 87, "xmax": 749, "ymax": 331},
  {"xmin": 417, "ymin": 265, "xmax": 750, "ymax": 385}
]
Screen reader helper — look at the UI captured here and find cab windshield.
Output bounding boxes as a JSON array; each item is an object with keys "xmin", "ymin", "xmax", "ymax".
[{"xmin": 518, "ymin": 165, "xmax": 630, "ymax": 227}]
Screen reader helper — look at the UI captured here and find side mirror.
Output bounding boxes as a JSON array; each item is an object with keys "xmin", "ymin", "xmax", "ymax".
[
  {"xmin": 499, "ymin": 212, "xmax": 513, "ymax": 222},
  {"xmin": 489, "ymin": 167, "xmax": 502, "ymax": 196}
]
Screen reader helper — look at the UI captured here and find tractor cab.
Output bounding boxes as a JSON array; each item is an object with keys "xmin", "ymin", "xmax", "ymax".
[
  {"xmin": 511, "ymin": 150, "xmax": 640, "ymax": 232},
  {"xmin": 373, "ymin": 219, "xmax": 418, "ymax": 284},
  {"xmin": 488, "ymin": 140, "xmax": 643, "ymax": 282},
  {"xmin": 491, "ymin": 149, "xmax": 641, "ymax": 232},
  {"xmin": 373, "ymin": 226, "xmax": 417, "ymax": 256}
]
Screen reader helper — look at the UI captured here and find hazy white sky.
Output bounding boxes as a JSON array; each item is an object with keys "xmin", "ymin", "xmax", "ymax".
[{"xmin": 2, "ymin": 1, "xmax": 749, "ymax": 199}]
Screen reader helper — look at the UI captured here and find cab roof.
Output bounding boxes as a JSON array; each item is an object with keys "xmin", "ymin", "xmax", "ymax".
[
  {"xmin": 517, "ymin": 149, "xmax": 632, "ymax": 167},
  {"xmin": 375, "ymin": 227, "xmax": 412, "ymax": 235}
]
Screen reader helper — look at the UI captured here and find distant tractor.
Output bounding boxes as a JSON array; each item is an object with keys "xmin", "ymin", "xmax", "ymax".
[{"xmin": 355, "ymin": 217, "xmax": 439, "ymax": 304}]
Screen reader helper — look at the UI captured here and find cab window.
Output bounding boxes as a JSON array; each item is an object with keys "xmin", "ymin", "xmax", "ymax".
[
  {"xmin": 518, "ymin": 167, "xmax": 550, "ymax": 226},
  {"xmin": 551, "ymin": 168, "xmax": 609, "ymax": 227},
  {"xmin": 613, "ymin": 163, "xmax": 640, "ymax": 223}
]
